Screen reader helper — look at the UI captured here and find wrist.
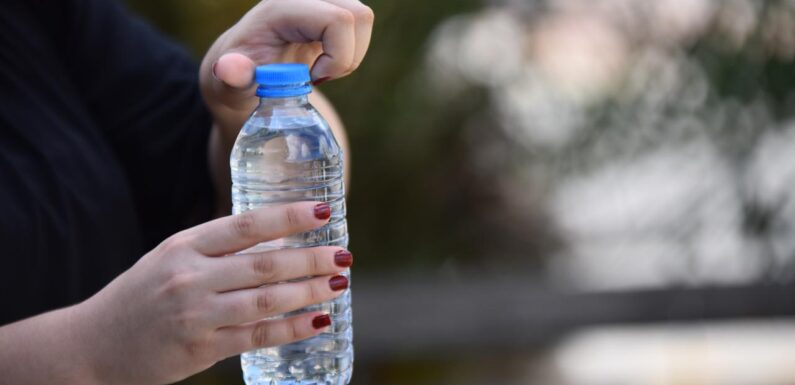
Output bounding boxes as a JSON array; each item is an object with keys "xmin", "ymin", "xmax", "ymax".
[{"xmin": 0, "ymin": 303, "xmax": 104, "ymax": 385}]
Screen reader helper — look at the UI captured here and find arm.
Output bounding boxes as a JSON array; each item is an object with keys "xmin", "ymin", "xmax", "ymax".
[
  {"xmin": 200, "ymin": 0, "xmax": 372, "ymax": 213},
  {"xmin": 0, "ymin": 1, "xmax": 371, "ymax": 384},
  {"xmin": 0, "ymin": 203, "xmax": 353, "ymax": 385},
  {"xmin": 0, "ymin": 306, "xmax": 98, "ymax": 384}
]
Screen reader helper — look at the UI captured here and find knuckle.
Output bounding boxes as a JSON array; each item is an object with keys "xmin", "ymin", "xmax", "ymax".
[
  {"xmin": 331, "ymin": 8, "xmax": 355, "ymax": 25},
  {"xmin": 255, "ymin": 290, "xmax": 278, "ymax": 314},
  {"xmin": 183, "ymin": 335, "xmax": 213, "ymax": 361},
  {"xmin": 286, "ymin": 321, "xmax": 299, "ymax": 342},
  {"xmin": 284, "ymin": 205, "xmax": 301, "ymax": 228},
  {"xmin": 171, "ymin": 306, "xmax": 204, "ymax": 335},
  {"xmin": 158, "ymin": 232, "xmax": 192, "ymax": 254},
  {"xmin": 233, "ymin": 211, "xmax": 258, "ymax": 239},
  {"xmin": 251, "ymin": 323, "xmax": 274, "ymax": 347},
  {"xmin": 252, "ymin": 254, "xmax": 276, "ymax": 282},
  {"xmin": 354, "ymin": 4, "xmax": 374, "ymax": 23},
  {"xmin": 307, "ymin": 280, "xmax": 322, "ymax": 303},
  {"xmin": 162, "ymin": 272, "xmax": 195, "ymax": 297},
  {"xmin": 307, "ymin": 248, "xmax": 320, "ymax": 274},
  {"xmin": 348, "ymin": 59, "xmax": 361, "ymax": 73}
]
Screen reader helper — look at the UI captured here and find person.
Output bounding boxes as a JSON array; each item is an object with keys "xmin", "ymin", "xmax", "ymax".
[{"xmin": 0, "ymin": 0, "xmax": 373, "ymax": 383}]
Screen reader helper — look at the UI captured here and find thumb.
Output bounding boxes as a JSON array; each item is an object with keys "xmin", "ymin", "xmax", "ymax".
[{"xmin": 213, "ymin": 52, "xmax": 256, "ymax": 89}]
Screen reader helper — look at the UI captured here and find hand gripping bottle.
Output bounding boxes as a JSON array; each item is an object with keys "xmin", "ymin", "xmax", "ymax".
[{"xmin": 232, "ymin": 63, "xmax": 352, "ymax": 385}]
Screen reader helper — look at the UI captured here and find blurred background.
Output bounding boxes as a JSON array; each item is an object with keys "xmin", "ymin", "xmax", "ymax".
[{"xmin": 126, "ymin": 0, "xmax": 795, "ymax": 384}]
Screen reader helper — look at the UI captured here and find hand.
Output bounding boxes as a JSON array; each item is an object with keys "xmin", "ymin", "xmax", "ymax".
[
  {"xmin": 76, "ymin": 202, "xmax": 352, "ymax": 384},
  {"xmin": 199, "ymin": 0, "xmax": 375, "ymax": 129},
  {"xmin": 200, "ymin": 0, "xmax": 372, "ymax": 212}
]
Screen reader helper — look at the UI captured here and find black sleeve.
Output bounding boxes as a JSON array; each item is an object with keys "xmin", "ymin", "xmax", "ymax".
[{"xmin": 58, "ymin": 0, "xmax": 216, "ymax": 248}]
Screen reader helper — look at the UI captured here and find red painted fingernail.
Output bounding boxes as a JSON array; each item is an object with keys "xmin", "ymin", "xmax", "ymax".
[
  {"xmin": 312, "ymin": 314, "xmax": 331, "ymax": 329},
  {"xmin": 329, "ymin": 275, "xmax": 349, "ymax": 291},
  {"xmin": 314, "ymin": 203, "xmax": 331, "ymax": 220},
  {"xmin": 334, "ymin": 250, "xmax": 353, "ymax": 268},
  {"xmin": 312, "ymin": 77, "xmax": 330, "ymax": 86},
  {"xmin": 211, "ymin": 61, "xmax": 219, "ymax": 80}
]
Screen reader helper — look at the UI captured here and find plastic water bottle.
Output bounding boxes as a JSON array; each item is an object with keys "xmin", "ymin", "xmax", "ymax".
[{"xmin": 231, "ymin": 63, "xmax": 352, "ymax": 385}]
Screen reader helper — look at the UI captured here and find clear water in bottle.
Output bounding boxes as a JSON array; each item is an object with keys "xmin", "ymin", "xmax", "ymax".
[{"xmin": 231, "ymin": 63, "xmax": 352, "ymax": 385}]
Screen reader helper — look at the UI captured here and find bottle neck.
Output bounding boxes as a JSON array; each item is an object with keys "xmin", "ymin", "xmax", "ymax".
[{"xmin": 257, "ymin": 94, "xmax": 310, "ymax": 108}]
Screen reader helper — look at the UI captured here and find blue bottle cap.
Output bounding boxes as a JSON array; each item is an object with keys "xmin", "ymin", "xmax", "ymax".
[{"xmin": 255, "ymin": 63, "xmax": 312, "ymax": 98}]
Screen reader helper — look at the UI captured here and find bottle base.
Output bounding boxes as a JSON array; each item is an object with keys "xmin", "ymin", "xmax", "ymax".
[{"xmin": 243, "ymin": 369, "xmax": 352, "ymax": 385}]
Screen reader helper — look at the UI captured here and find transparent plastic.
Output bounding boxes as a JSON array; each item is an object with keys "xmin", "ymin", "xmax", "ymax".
[{"xmin": 231, "ymin": 94, "xmax": 352, "ymax": 385}]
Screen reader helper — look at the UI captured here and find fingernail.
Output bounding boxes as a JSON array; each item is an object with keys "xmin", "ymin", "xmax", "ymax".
[
  {"xmin": 312, "ymin": 314, "xmax": 331, "ymax": 329},
  {"xmin": 334, "ymin": 250, "xmax": 353, "ymax": 268},
  {"xmin": 312, "ymin": 77, "xmax": 330, "ymax": 86},
  {"xmin": 314, "ymin": 203, "xmax": 331, "ymax": 220},
  {"xmin": 329, "ymin": 275, "xmax": 349, "ymax": 291},
  {"xmin": 211, "ymin": 61, "xmax": 219, "ymax": 80}
]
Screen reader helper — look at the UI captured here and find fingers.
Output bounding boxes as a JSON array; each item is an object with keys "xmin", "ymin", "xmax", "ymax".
[
  {"xmin": 259, "ymin": 0, "xmax": 367, "ymax": 81},
  {"xmin": 203, "ymin": 246, "xmax": 353, "ymax": 292},
  {"xmin": 320, "ymin": 0, "xmax": 374, "ymax": 76},
  {"xmin": 310, "ymin": 11, "xmax": 355, "ymax": 82},
  {"xmin": 212, "ymin": 0, "xmax": 374, "ymax": 93},
  {"xmin": 208, "ymin": 52, "xmax": 258, "ymax": 112},
  {"xmin": 210, "ymin": 274, "xmax": 348, "ymax": 327},
  {"xmin": 185, "ymin": 202, "xmax": 331, "ymax": 256},
  {"xmin": 286, "ymin": 0, "xmax": 356, "ymax": 81},
  {"xmin": 213, "ymin": 312, "xmax": 331, "ymax": 357},
  {"xmin": 213, "ymin": 52, "xmax": 257, "ymax": 89}
]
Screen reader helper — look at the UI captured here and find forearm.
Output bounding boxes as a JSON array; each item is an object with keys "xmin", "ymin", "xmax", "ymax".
[{"xmin": 0, "ymin": 304, "xmax": 100, "ymax": 385}]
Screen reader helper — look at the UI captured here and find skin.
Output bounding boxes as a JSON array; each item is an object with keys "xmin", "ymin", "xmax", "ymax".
[
  {"xmin": 0, "ymin": 0, "xmax": 374, "ymax": 384},
  {"xmin": 204, "ymin": 0, "xmax": 369, "ymax": 211}
]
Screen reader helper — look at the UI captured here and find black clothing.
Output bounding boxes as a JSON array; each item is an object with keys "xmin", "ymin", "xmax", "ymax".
[{"xmin": 0, "ymin": 0, "xmax": 214, "ymax": 324}]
